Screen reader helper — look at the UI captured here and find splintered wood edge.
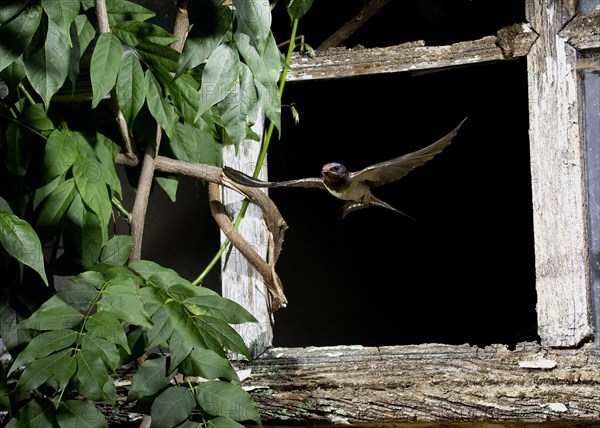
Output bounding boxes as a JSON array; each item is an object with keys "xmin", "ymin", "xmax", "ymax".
[{"xmin": 286, "ymin": 23, "xmax": 538, "ymax": 81}]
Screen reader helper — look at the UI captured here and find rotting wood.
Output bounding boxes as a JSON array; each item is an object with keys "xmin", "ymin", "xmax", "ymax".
[
  {"xmin": 286, "ymin": 23, "xmax": 537, "ymax": 81},
  {"xmin": 234, "ymin": 343, "xmax": 600, "ymax": 427},
  {"xmin": 220, "ymin": 115, "xmax": 277, "ymax": 357},
  {"xmin": 559, "ymin": 10, "xmax": 600, "ymax": 51},
  {"xmin": 526, "ymin": 0, "xmax": 594, "ymax": 347}
]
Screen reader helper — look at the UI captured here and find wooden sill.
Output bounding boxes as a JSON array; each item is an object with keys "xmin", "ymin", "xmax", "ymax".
[{"xmin": 236, "ymin": 342, "xmax": 600, "ymax": 427}]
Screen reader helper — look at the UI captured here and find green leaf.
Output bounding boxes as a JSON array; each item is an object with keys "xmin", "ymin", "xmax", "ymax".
[
  {"xmin": 171, "ymin": 122, "xmax": 221, "ymax": 165},
  {"xmin": 128, "ymin": 355, "xmax": 175, "ymax": 402},
  {"xmin": 216, "ymin": 78, "xmax": 247, "ymax": 148},
  {"xmin": 33, "ymin": 176, "xmax": 62, "ymax": 210},
  {"xmin": 44, "ymin": 129, "xmax": 78, "ymax": 179},
  {"xmin": 234, "ymin": 0, "xmax": 271, "ymax": 53},
  {"xmin": 85, "ymin": 310, "xmax": 129, "ymax": 354},
  {"xmin": 0, "ymin": 295, "xmax": 35, "ymax": 352},
  {"xmin": 196, "ymin": 380, "xmax": 260, "ymax": 423},
  {"xmin": 94, "ymin": 133, "xmax": 122, "ymax": 196},
  {"xmin": 177, "ymin": 4, "xmax": 232, "ymax": 77},
  {"xmin": 56, "ymin": 278, "xmax": 99, "ymax": 311},
  {"xmin": 183, "ymin": 288, "xmax": 257, "ymax": 324},
  {"xmin": 194, "ymin": 316, "xmax": 251, "ymax": 359},
  {"xmin": 155, "ymin": 175, "xmax": 179, "ymax": 203},
  {"xmin": 150, "ymin": 386, "xmax": 196, "ymax": 428},
  {"xmin": 57, "ymin": 400, "xmax": 108, "ymax": 428},
  {"xmin": 80, "ymin": 334, "xmax": 120, "ymax": 372},
  {"xmin": 91, "ymin": 0, "xmax": 155, "ymax": 26},
  {"xmin": 99, "ymin": 235, "xmax": 132, "ymax": 266},
  {"xmin": 205, "ymin": 416, "xmax": 246, "ymax": 428},
  {"xmin": 0, "ymin": 0, "xmax": 30, "ymax": 24},
  {"xmin": 63, "ymin": 194, "xmax": 104, "ymax": 268},
  {"xmin": 72, "ymin": 158, "xmax": 112, "ymax": 235},
  {"xmin": 75, "ymin": 348, "xmax": 116, "ymax": 403},
  {"xmin": 181, "ymin": 348, "xmax": 239, "ymax": 382},
  {"xmin": 0, "ymin": 196, "xmax": 12, "ymax": 213},
  {"xmin": 5, "ymin": 122, "xmax": 32, "ymax": 176},
  {"xmin": 128, "ymin": 259, "xmax": 171, "ymax": 281},
  {"xmin": 113, "ymin": 21, "xmax": 179, "ymax": 47},
  {"xmin": 0, "ymin": 211, "xmax": 48, "ymax": 285},
  {"xmin": 256, "ymin": 81, "xmax": 281, "ymax": 135},
  {"xmin": 74, "ymin": 14, "xmax": 95, "ymax": 54},
  {"xmin": 0, "ymin": 5, "xmax": 42, "ymax": 73},
  {"xmin": 100, "ymin": 278, "xmax": 152, "ymax": 327},
  {"xmin": 116, "ymin": 53, "xmax": 146, "ymax": 127},
  {"xmin": 89, "ymin": 264, "xmax": 142, "ymax": 283},
  {"xmin": 197, "ymin": 44, "xmax": 239, "ymax": 118},
  {"xmin": 287, "ymin": 0, "xmax": 315, "ymax": 20},
  {"xmin": 20, "ymin": 304, "xmax": 83, "ymax": 331},
  {"xmin": 22, "ymin": 103, "xmax": 54, "ymax": 131},
  {"xmin": 234, "ymin": 32, "xmax": 281, "ymax": 132},
  {"xmin": 69, "ymin": 14, "xmax": 95, "ymax": 86},
  {"xmin": 164, "ymin": 73, "xmax": 200, "ymax": 126},
  {"xmin": 36, "ymin": 178, "xmax": 76, "ymax": 234},
  {"xmin": 136, "ymin": 41, "xmax": 179, "ymax": 73},
  {"xmin": 145, "ymin": 70, "xmax": 176, "ymax": 139},
  {"xmin": 90, "ymin": 32, "xmax": 123, "ymax": 108},
  {"xmin": 15, "ymin": 349, "xmax": 76, "ymax": 393},
  {"xmin": 16, "ymin": 398, "xmax": 56, "ymax": 428},
  {"xmin": 144, "ymin": 303, "xmax": 173, "ymax": 350},
  {"xmin": 24, "ymin": 19, "xmax": 71, "ymax": 108},
  {"xmin": 8, "ymin": 329, "xmax": 78, "ymax": 376},
  {"xmin": 0, "ymin": 58, "xmax": 26, "ymax": 94},
  {"xmin": 41, "ymin": 0, "xmax": 80, "ymax": 44}
]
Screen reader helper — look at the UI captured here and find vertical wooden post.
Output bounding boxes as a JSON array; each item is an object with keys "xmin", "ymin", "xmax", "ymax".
[
  {"xmin": 220, "ymin": 112, "xmax": 273, "ymax": 357},
  {"xmin": 526, "ymin": 0, "xmax": 594, "ymax": 346}
]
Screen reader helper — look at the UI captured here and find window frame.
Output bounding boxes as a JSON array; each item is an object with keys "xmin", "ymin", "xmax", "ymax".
[{"xmin": 220, "ymin": 1, "xmax": 600, "ymax": 424}]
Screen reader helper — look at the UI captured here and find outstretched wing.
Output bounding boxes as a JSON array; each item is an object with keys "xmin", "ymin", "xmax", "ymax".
[
  {"xmin": 223, "ymin": 166, "xmax": 326, "ymax": 189},
  {"xmin": 352, "ymin": 117, "xmax": 468, "ymax": 187}
]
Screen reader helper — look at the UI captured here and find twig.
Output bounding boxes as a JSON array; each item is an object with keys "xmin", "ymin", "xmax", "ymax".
[
  {"xmin": 128, "ymin": 128, "xmax": 160, "ymax": 261},
  {"xmin": 208, "ymin": 183, "xmax": 287, "ymax": 310},
  {"xmin": 116, "ymin": 154, "xmax": 289, "ymax": 308},
  {"xmin": 317, "ymin": 0, "xmax": 392, "ymax": 50}
]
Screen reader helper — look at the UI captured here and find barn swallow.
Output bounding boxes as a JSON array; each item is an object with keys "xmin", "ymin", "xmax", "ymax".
[{"xmin": 223, "ymin": 117, "xmax": 467, "ymax": 219}]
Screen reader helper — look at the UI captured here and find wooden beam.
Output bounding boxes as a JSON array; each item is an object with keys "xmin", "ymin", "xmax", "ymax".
[
  {"xmin": 286, "ymin": 23, "xmax": 537, "ymax": 81},
  {"xmin": 238, "ymin": 343, "xmax": 600, "ymax": 426},
  {"xmin": 526, "ymin": 0, "xmax": 594, "ymax": 347},
  {"xmin": 559, "ymin": 10, "xmax": 600, "ymax": 51},
  {"xmin": 221, "ymin": 111, "xmax": 274, "ymax": 357}
]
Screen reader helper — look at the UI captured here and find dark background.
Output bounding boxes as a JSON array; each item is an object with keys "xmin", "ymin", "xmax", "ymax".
[{"xmin": 136, "ymin": 0, "xmax": 537, "ymax": 348}]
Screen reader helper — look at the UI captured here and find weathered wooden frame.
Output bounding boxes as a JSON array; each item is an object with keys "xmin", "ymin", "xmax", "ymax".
[{"xmin": 221, "ymin": 0, "xmax": 600, "ymax": 425}]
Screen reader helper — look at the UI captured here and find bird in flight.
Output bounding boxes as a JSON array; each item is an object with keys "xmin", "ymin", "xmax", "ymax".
[{"xmin": 223, "ymin": 117, "xmax": 468, "ymax": 219}]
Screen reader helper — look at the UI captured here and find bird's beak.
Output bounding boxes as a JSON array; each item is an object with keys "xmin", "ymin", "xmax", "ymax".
[{"xmin": 321, "ymin": 165, "xmax": 336, "ymax": 176}]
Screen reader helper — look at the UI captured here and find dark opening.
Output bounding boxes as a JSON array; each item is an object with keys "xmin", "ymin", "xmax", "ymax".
[{"xmin": 268, "ymin": 59, "xmax": 537, "ymax": 348}]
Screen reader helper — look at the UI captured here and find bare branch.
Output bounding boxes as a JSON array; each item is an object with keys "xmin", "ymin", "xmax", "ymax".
[
  {"xmin": 116, "ymin": 154, "xmax": 289, "ymax": 309},
  {"xmin": 208, "ymin": 183, "xmax": 287, "ymax": 310},
  {"xmin": 318, "ymin": 0, "xmax": 392, "ymax": 50},
  {"xmin": 128, "ymin": 129, "xmax": 160, "ymax": 262}
]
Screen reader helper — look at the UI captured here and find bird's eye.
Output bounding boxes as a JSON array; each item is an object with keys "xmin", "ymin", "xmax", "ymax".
[{"xmin": 332, "ymin": 165, "xmax": 339, "ymax": 171}]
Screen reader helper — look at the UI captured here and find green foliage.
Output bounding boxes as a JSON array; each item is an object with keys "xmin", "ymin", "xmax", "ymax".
[{"xmin": 0, "ymin": 0, "xmax": 314, "ymax": 425}]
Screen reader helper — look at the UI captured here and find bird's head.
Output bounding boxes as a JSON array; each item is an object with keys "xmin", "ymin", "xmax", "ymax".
[{"xmin": 321, "ymin": 162, "xmax": 349, "ymax": 187}]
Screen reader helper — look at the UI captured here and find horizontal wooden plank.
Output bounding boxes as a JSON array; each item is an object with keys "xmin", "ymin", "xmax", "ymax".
[
  {"xmin": 237, "ymin": 343, "xmax": 600, "ymax": 426},
  {"xmin": 286, "ymin": 23, "xmax": 537, "ymax": 81},
  {"xmin": 559, "ymin": 11, "xmax": 600, "ymax": 50}
]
